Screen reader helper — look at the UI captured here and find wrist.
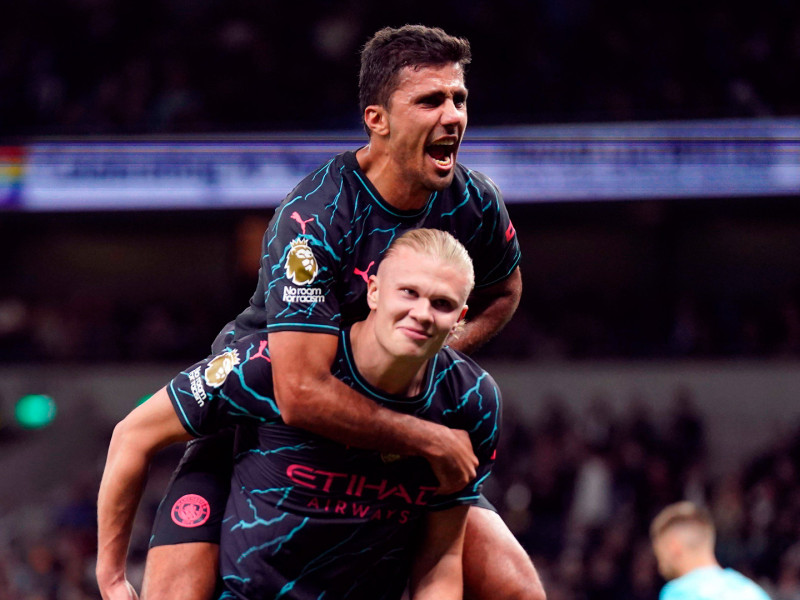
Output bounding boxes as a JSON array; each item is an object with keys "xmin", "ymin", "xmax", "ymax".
[
  {"xmin": 96, "ymin": 561, "xmax": 126, "ymax": 587},
  {"xmin": 412, "ymin": 420, "xmax": 448, "ymax": 460}
]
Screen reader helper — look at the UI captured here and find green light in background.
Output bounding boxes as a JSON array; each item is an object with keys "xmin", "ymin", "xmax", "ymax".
[
  {"xmin": 15, "ymin": 394, "xmax": 57, "ymax": 429},
  {"xmin": 137, "ymin": 394, "xmax": 153, "ymax": 406}
]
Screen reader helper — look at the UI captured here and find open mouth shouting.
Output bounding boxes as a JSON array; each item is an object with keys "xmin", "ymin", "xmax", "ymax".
[{"xmin": 426, "ymin": 139, "xmax": 458, "ymax": 172}]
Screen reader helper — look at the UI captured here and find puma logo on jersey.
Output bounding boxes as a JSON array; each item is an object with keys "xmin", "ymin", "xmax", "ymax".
[
  {"xmin": 249, "ymin": 339, "xmax": 271, "ymax": 363},
  {"xmin": 290, "ymin": 212, "xmax": 315, "ymax": 235},
  {"xmin": 353, "ymin": 261, "xmax": 375, "ymax": 284}
]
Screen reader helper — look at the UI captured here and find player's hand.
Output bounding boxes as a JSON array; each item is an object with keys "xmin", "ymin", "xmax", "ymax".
[
  {"xmin": 99, "ymin": 578, "xmax": 139, "ymax": 600},
  {"xmin": 425, "ymin": 426, "xmax": 478, "ymax": 495}
]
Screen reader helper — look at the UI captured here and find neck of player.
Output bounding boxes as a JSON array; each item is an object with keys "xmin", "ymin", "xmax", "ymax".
[
  {"xmin": 349, "ymin": 318, "xmax": 429, "ymax": 397},
  {"xmin": 680, "ymin": 552, "xmax": 719, "ymax": 578},
  {"xmin": 356, "ymin": 145, "xmax": 431, "ymax": 211}
]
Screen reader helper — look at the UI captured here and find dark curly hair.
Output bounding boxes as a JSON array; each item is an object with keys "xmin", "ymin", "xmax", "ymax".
[{"xmin": 358, "ymin": 25, "xmax": 471, "ymax": 134}]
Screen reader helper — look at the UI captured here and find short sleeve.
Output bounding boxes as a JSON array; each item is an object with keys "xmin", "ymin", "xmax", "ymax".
[
  {"xmin": 166, "ymin": 333, "xmax": 282, "ymax": 437},
  {"xmin": 468, "ymin": 170, "xmax": 521, "ymax": 289},
  {"xmin": 263, "ymin": 197, "xmax": 344, "ymax": 336}
]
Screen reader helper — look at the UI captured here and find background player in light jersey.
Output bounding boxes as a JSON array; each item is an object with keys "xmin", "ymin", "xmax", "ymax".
[
  {"xmin": 98, "ymin": 230, "xmax": 500, "ymax": 599},
  {"xmin": 140, "ymin": 25, "xmax": 542, "ymax": 600},
  {"xmin": 651, "ymin": 501, "xmax": 771, "ymax": 600}
]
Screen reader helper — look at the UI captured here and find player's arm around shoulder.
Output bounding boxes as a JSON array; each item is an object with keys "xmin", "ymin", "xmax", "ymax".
[
  {"xmin": 96, "ymin": 388, "xmax": 192, "ymax": 600},
  {"xmin": 269, "ymin": 329, "xmax": 438, "ymax": 444},
  {"xmin": 269, "ymin": 330, "xmax": 478, "ymax": 494},
  {"xmin": 409, "ymin": 504, "xmax": 470, "ymax": 600}
]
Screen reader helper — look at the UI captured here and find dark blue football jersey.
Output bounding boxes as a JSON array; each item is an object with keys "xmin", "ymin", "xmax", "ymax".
[
  {"xmin": 228, "ymin": 150, "xmax": 520, "ymax": 339},
  {"xmin": 166, "ymin": 328, "xmax": 500, "ymax": 600}
]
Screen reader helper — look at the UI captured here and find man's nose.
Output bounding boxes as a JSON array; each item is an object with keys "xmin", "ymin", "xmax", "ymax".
[
  {"xmin": 409, "ymin": 300, "xmax": 434, "ymax": 324},
  {"xmin": 440, "ymin": 99, "xmax": 462, "ymax": 126}
]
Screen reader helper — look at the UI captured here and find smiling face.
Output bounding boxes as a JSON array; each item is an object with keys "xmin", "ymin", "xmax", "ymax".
[
  {"xmin": 366, "ymin": 62, "xmax": 468, "ymax": 195},
  {"xmin": 366, "ymin": 245, "xmax": 470, "ymax": 362}
]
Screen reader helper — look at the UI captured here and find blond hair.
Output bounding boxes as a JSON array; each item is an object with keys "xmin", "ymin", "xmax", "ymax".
[
  {"xmin": 650, "ymin": 501, "xmax": 715, "ymax": 548},
  {"xmin": 383, "ymin": 228, "xmax": 475, "ymax": 292}
]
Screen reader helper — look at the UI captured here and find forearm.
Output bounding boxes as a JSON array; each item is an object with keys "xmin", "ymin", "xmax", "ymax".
[
  {"xmin": 449, "ymin": 268, "xmax": 522, "ymax": 355},
  {"xmin": 271, "ymin": 331, "xmax": 477, "ymax": 493},
  {"xmin": 96, "ymin": 424, "xmax": 151, "ymax": 594},
  {"xmin": 96, "ymin": 389, "xmax": 190, "ymax": 597},
  {"xmin": 410, "ymin": 552, "xmax": 463, "ymax": 600},
  {"xmin": 409, "ymin": 506, "xmax": 469, "ymax": 600},
  {"xmin": 280, "ymin": 371, "xmax": 444, "ymax": 457}
]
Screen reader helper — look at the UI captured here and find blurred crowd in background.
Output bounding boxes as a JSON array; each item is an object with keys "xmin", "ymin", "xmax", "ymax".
[
  {"xmin": 3, "ymin": 1, "xmax": 800, "ymax": 598},
  {"xmin": 3, "ymin": 389, "xmax": 800, "ymax": 599},
  {"xmin": 3, "ymin": 280, "xmax": 800, "ymax": 363},
  {"xmin": 2, "ymin": 0, "xmax": 799, "ymax": 137}
]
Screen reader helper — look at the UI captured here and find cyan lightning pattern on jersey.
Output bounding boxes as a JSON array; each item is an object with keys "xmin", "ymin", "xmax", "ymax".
[
  {"xmin": 166, "ymin": 328, "xmax": 501, "ymax": 600},
  {"xmin": 228, "ymin": 150, "xmax": 520, "ymax": 341}
]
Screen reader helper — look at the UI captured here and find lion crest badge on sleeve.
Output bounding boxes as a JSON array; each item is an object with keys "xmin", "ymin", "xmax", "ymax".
[
  {"xmin": 284, "ymin": 238, "xmax": 318, "ymax": 286},
  {"xmin": 203, "ymin": 349, "xmax": 240, "ymax": 388}
]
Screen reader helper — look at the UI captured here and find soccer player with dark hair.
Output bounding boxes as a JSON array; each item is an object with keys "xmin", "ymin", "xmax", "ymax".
[
  {"xmin": 98, "ymin": 24, "xmax": 543, "ymax": 600},
  {"xmin": 651, "ymin": 501, "xmax": 770, "ymax": 600},
  {"xmin": 99, "ymin": 230, "xmax": 500, "ymax": 599}
]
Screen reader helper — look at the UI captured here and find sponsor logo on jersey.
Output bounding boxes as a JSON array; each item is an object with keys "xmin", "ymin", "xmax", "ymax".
[
  {"xmin": 203, "ymin": 349, "xmax": 240, "ymax": 388},
  {"xmin": 188, "ymin": 366, "xmax": 207, "ymax": 406},
  {"xmin": 171, "ymin": 494, "xmax": 211, "ymax": 528},
  {"xmin": 284, "ymin": 238, "xmax": 318, "ymax": 286},
  {"xmin": 282, "ymin": 286, "xmax": 325, "ymax": 304},
  {"xmin": 286, "ymin": 463, "xmax": 437, "ymax": 506}
]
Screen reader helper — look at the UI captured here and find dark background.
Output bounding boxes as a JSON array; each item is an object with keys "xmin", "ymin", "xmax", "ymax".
[
  {"xmin": 2, "ymin": 0, "xmax": 798, "ymax": 137},
  {"xmin": 1, "ymin": 2, "xmax": 800, "ymax": 599}
]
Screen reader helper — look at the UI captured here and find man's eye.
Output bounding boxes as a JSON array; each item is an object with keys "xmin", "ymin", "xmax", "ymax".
[
  {"xmin": 418, "ymin": 94, "xmax": 444, "ymax": 107},
  {"xmin": 432, "ymin": 300, "xmax": 454, "ymax": 311}
]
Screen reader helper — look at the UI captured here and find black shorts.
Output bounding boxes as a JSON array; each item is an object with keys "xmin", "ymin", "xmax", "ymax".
[
  {"xmin": 150, "ymin": 323, "xmax": 240, "ymax": 547},
  {"xmin": 475, "ymin": 494, "xmax": 497, "ymax": 512},
  {"xmin": 149, "ymin": 429, "xmax": 235, "ymax": 547}
]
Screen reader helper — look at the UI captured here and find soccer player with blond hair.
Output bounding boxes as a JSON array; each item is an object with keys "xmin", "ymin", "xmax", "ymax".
[{"xmin": 651, "ymin": 501, "xmax": 770, "ymax": 600}]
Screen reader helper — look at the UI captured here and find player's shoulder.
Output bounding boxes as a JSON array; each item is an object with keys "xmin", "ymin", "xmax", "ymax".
[
  {"xmin": 722, "ymin": 569, "xmax": 771, "ymax": 599},
  {"xmin": 285, "ymin": 151, "xmax": 352, "ymax": 202},
  {"xmin": 268, "ymin": 151, "xmax": 357, "ymax": 242},
  {"xmin": 659, "ymin": 577, "xmax": 690, "ymax": 600},
  {"xmin": 436, "ymin": 345, "xmax": 501, "ymax": 395},
  {"xmin": 661, "ymin": 566, "xmax": 769, "ymax": 600},
  {"xmin": 452, "ymin": 162, "xmax": 501, "ymax": 196}
]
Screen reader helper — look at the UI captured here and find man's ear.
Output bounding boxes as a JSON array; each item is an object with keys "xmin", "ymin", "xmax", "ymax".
[
  {"xmin": 450, "ymin": 305, "xmax": 468, "ymax": 335},
  {"xmin": 364, "ymin": 105, "xmax": 389, "ymax": 137},
  {"xmin": 366, "ymin": 274, "xmax": 380, "ymax": 310}
]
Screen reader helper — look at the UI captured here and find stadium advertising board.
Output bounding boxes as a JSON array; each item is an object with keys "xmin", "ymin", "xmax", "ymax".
[{"xmin": 8, "ymin": 119, "xmax": 800, "ymax": 211}]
